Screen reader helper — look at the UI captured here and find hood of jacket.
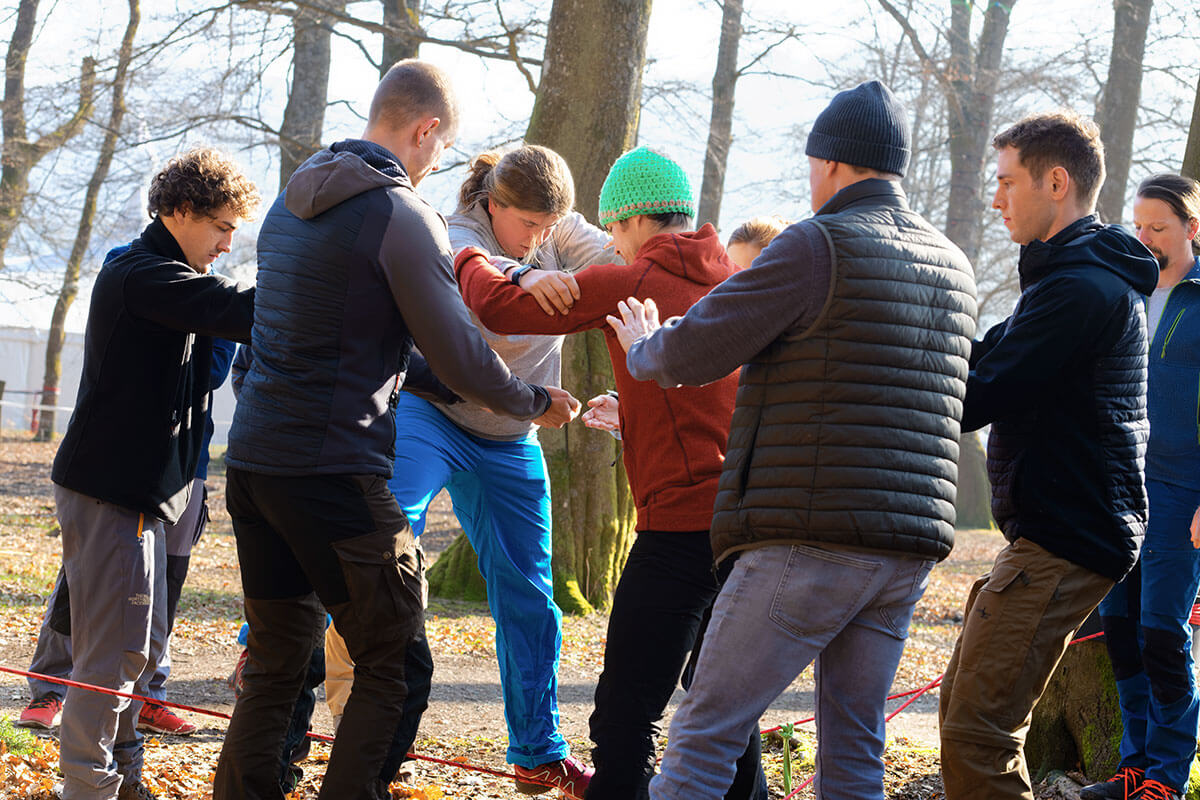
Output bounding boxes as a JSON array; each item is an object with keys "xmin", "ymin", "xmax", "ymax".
[
  {"xmin": 634, "ymin": 223, "xmax": 732, "ymax": 285},
  {"xmin": 1018, "ymin": 214, "xmax": 1158, "ymax": 295},
  {"xmin": 284, "ymin": 139, "xmax": 414, "ymax": 220}
]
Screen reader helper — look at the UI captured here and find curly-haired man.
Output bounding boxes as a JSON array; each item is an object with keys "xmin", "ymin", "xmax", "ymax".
[{"xmin": 50, "ymin": 147, "xmax": 259, "ymax": 800}]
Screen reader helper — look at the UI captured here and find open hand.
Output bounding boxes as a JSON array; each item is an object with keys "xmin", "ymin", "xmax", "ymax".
[
  {"xmin": 533, "ymin": 386, "xmax": 582, "ymax": 428},
  {"xmin": 518, "ymin": 269, "xmax": 581, "ymax": 315},
  {"xmin": 606, "ymin": 297, "xmax": 661, "ymax": 353},
  {"xmin": 581, "ymin": 393, "xmax": 620, "ymax": 435}
]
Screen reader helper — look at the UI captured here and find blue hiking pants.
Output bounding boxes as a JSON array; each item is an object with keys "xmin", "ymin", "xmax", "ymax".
[
  {"xmin": 387, "ymin": 393, "xmax": 566, "ymax": 768},
  {"xmin": 1100, "ymin": 478, "xmax": 1200, "ymax": 792}
]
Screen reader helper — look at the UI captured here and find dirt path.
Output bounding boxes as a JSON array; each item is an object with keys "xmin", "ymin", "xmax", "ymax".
[{"xmin": 0, "ymin": 433, "xmax": 1003, "ymax": 797}]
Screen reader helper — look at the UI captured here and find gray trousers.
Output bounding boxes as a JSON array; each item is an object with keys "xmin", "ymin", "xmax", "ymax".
[
  {"xmin": 56, "ymin": 484, "xmax": 167, "ymax": 800},
  {"xmin": 28, "ymin": 479, "xmax": 206, "ymax": 703}
]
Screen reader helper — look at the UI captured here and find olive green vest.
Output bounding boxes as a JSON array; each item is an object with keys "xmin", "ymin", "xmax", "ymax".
[{"xmin": 710, "ymin": 201, "xmax": 977, "ymax": 564}]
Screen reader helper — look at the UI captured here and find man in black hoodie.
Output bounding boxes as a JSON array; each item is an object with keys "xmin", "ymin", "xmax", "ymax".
[
  {"xmin": 938, "ymin": 112, "xmax": 1159, "ymax": 800},
  {"xmin": 50, "ymin": 149, "xmax": 260, "ymax": 800}
]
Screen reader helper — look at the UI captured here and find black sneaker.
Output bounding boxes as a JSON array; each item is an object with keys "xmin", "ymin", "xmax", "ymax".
[
  {"xmin": 1129, "ymin": 779, "xmax": 1182, "ymax": 800},
  {"xmin": 1081, "ymin": 766, "xmax": 1144, "ymax": 800}
]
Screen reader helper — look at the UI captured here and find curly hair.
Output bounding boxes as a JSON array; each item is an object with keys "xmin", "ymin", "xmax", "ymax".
[{"xmin": 147, "ymin": 148, "xmax": 261, "ymax": 221}]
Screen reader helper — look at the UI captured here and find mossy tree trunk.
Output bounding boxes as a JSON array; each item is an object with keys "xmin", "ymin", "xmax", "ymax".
[
  {"xmin": 427, "ymin": 0, "xmax": 650, "ymax": 613},
  {"xmin": 1026, "ymin": 635, "xmax": 1122, "ymax": 783},
  {"xmin": 954, "ymin": 429, "xmax": 993, "ymax": 529}
]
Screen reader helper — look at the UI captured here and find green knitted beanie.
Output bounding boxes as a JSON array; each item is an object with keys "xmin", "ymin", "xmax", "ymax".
[{"xmin": 598, "ymin": 147, "xmax": 695, "ymax": 227}]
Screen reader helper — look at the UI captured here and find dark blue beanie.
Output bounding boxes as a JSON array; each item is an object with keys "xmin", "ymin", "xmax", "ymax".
[{"xmin": 805, "ymin": 80, "xmax": 911, "ymax": 177}]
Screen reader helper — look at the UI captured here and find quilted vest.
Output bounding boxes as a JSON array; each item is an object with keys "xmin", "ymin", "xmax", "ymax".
[{"xmin": 710, "ymin": 198, "xmax": 977, "ymax": 564}]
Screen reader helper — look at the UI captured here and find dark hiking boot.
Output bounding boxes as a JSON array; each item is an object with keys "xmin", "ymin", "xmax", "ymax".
[
  {"xmin": 1081, "ymin": 766, "xmax": 1144, "ymax": 800},
  {"xmin": 1129, "ymin": 778, "xmax": 1181, "ymax": 800}
]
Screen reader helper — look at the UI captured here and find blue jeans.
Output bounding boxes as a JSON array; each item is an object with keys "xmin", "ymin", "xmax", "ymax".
[
  {"xmin": 1100, "ymin": 478, "xmax": 1200, "ymax": 792},
  {"xmin": 649, "ymin": 543, "xmax": 933, "ymax": 800},
  {"xmin": 387, "ymin": 393, "xmax": 566, "ymax": 768}
]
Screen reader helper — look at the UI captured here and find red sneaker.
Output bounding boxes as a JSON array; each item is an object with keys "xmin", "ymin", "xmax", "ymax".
[
  {"xmin": 1189, "ymin": 603, "xmax": 1200, "ymax": 626},
  {"xmin": 137, "ymin": 703, "xmax": 197, "ymax": 736},
  {"xmin": 513, "ymin": 755, "xmax": 593, "ymax": 799},
  {"xmin": 16, "ymin": 695, "xmax": 63, "ymax": 729}
]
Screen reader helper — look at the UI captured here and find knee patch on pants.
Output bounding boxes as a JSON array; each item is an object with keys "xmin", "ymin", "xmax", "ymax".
[
  {"xmin": 1142, "ymin": 625, "xmax": 1190, "ymax": 705},
  {"xmin": 1102, "ymin": 615, "xmax": 1143, "ymax": 680}
]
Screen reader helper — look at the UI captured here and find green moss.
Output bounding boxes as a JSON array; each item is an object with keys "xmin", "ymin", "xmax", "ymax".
[{"xmin": 553, "ymin": 571, "xmax": 594, "ymax": 616}]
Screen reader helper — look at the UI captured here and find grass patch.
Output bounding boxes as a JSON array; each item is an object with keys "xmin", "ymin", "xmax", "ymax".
[
  {"xmin": 175, "ymin": 586, "xmax": 244, "ymax": 621},
  {"xmin": 0, "ymin": 716, "xmax": 39, "ymax": 754}
]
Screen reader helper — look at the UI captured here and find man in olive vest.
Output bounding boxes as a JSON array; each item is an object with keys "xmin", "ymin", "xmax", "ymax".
[{"xmin": 608, "ymin": 80, "xmax": 978, "ymax": 800}]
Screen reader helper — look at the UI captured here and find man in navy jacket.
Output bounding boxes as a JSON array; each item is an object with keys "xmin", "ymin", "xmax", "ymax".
[{"xmin": 939, "ymin": 112, "xmax": 1159, "ymax": 800}]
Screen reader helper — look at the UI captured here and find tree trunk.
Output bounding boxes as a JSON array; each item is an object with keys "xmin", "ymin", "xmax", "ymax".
[
  {"xmin": 428, "ymin": 0, "xmax": 650, "ymax": 614},
  {"xmin": 0, "ymin": 0, "xmax": 95, "ymax": 270},
  {"xmin": 278, "ymin": 1, "xmax": 344, "ymax": 189},
  {"xmin": 1095, "ymin": 0, "xmax": 1153, "ymax": 225},
  {"xmin": 943, "ymin": 0, "xmax": 1015, "ymax": 263},
  {"xmin": 696, "ymin": 0, "xmax": 743, "ymax": 230},
  {"xmin": 954, "ymin": 430, "xmax": 993, "ymax": 529},
  {"xmin": 35, "ymin": 0, "xmax": 139, "ymax": 442},
  {"xmin": 380, "ymin": 0, "xmax": 422, "ymax": 74},
  {"xmin": 1183, "ymin": 70, "xmax": 1200, "ymax": 181},
  {"xmin": 1026, "ymin": 636, "xmax": 1121, "ymax": 783}
]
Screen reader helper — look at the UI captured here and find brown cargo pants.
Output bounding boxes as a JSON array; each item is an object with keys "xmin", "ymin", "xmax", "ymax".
[{"xmin": 939, "ymin": 537, "xmax": 1114, "ymax": 800}]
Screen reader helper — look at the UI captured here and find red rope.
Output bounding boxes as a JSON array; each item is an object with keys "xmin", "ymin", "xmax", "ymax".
[
  {"xmin": 766, "ymin": 629, "xmax": 1105, "ymax": 796},
  {"xmin": 0, "ymin": 664, "xmax": 557, "ymax": 790}
]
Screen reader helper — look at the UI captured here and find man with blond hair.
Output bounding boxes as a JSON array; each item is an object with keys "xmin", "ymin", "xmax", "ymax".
[
  {"xmin": 939, "ymin": 112, "xmax": 1159, "ymax": 799},
  {"xmin": 51, "ymin": 147, "xmax": 260, "ymax": 800}
]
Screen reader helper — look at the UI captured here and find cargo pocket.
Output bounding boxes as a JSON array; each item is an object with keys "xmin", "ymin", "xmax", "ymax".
[
  {"xmin": 331, "ymin": 529, "xmax": 424, "ymax": 647},
  {"xmin": 956, "ymin": 561, "xmax": 1031, "ymax": 676}
]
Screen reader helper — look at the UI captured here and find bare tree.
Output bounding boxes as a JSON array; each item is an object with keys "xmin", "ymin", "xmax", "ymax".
[
  {"xmin": 878, "ymin": 0, "xmax": 1017, "ymax": 264},
  {"xmin": 696, "ymin": 0, "xmax": 743, "ymax": 229},
  {"xmin": 0, "ymin": 0, "xmax": 96, "ymax": 271},
  {"xmin": 381, "ymin": 0, "xmax": 422, "ymax": 71},
  {"xmin": 1095, "ymin": 0, "xmax": 1154, "ymax": 224},
  {"xmin": 279, "ymin": 0, "xmax": 347, "ymax": 187},
  {"xmin": 1184, "ymin": 69, "xmax": 1200, "ymax": 180},
  {"xmin": 33, "ymin": 0, "xmax": 141, "ymax": 441},
  {"xmin": 428, "ymin": 0, "xmax": 652, "ymax": 613}
]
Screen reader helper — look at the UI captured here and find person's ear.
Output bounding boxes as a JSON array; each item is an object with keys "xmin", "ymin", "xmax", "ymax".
[
  {"xmin": 414, "ymin": 117, "xmax": 441, "ymax": 147},
  {"xmin": 1047, "ymin": 166, "xmax": 1071, "ymax": 201}
]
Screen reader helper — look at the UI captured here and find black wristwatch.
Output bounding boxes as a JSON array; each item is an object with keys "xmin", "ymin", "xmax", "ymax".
[{"xmin": 510, "ymin": 264, "xmax": 536, "ymax": 285}]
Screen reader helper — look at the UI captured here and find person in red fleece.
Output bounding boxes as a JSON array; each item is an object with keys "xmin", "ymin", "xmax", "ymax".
[{"xmin": 455, "ymin": 146, "xmax": 766, "ymax": 800}]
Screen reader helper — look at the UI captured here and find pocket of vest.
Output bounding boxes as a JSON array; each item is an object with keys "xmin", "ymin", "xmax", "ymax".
[{"xmin": 735, "ymin": 415, "xmax": 762, "ymax": 505}]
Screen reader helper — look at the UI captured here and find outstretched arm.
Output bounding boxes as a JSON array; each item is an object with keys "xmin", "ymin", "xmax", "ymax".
[{"xmin": 619, "ymin": 221, "xmax": 829, "ymax": 387}]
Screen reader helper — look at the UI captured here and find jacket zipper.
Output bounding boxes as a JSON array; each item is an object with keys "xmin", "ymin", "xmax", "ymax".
[{"xmin": 1161, "ymin": 308, "xmax": 1185, "ymax": 359}]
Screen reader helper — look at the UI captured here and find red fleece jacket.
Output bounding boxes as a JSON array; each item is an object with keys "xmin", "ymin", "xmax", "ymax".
[{"xmin": 456, "ymin": 223, "xmax": 740, "ymax": 532}]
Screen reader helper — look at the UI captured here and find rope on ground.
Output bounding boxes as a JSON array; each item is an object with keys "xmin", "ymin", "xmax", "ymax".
[
  {"xmin": 773, "ymin": 629, "xmax": 1105, "ymax": 797},
  {"xmin": 0, "ymin": 664, "xmax": 558, "ymax": 790},
  {"xmin": 0, "ymin": 624, "xmax": 1109, "ymax": 794}
]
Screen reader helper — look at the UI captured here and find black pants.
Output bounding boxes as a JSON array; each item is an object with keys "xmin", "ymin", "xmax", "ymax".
[
  {"xmin": 587, "ymin": 531, "xmax": 766, "ymax": 800},
  {"xmin": 214, "ymin": 469, "xmax": 425, "ymax": 800}
]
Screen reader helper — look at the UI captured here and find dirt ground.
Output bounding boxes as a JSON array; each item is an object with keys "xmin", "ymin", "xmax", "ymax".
[{"xmin": 0, "ymin": 432, "xmax": 1010, "ymax": 798}]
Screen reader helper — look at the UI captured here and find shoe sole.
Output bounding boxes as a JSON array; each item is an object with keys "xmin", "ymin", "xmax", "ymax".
[
  {"xmin": 137, "ymin": 723, "xmax": 197, "ymax": 736},
  {"xmin": 15, "ymin": 718, "xmax": 58, "ymax": 729}
]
